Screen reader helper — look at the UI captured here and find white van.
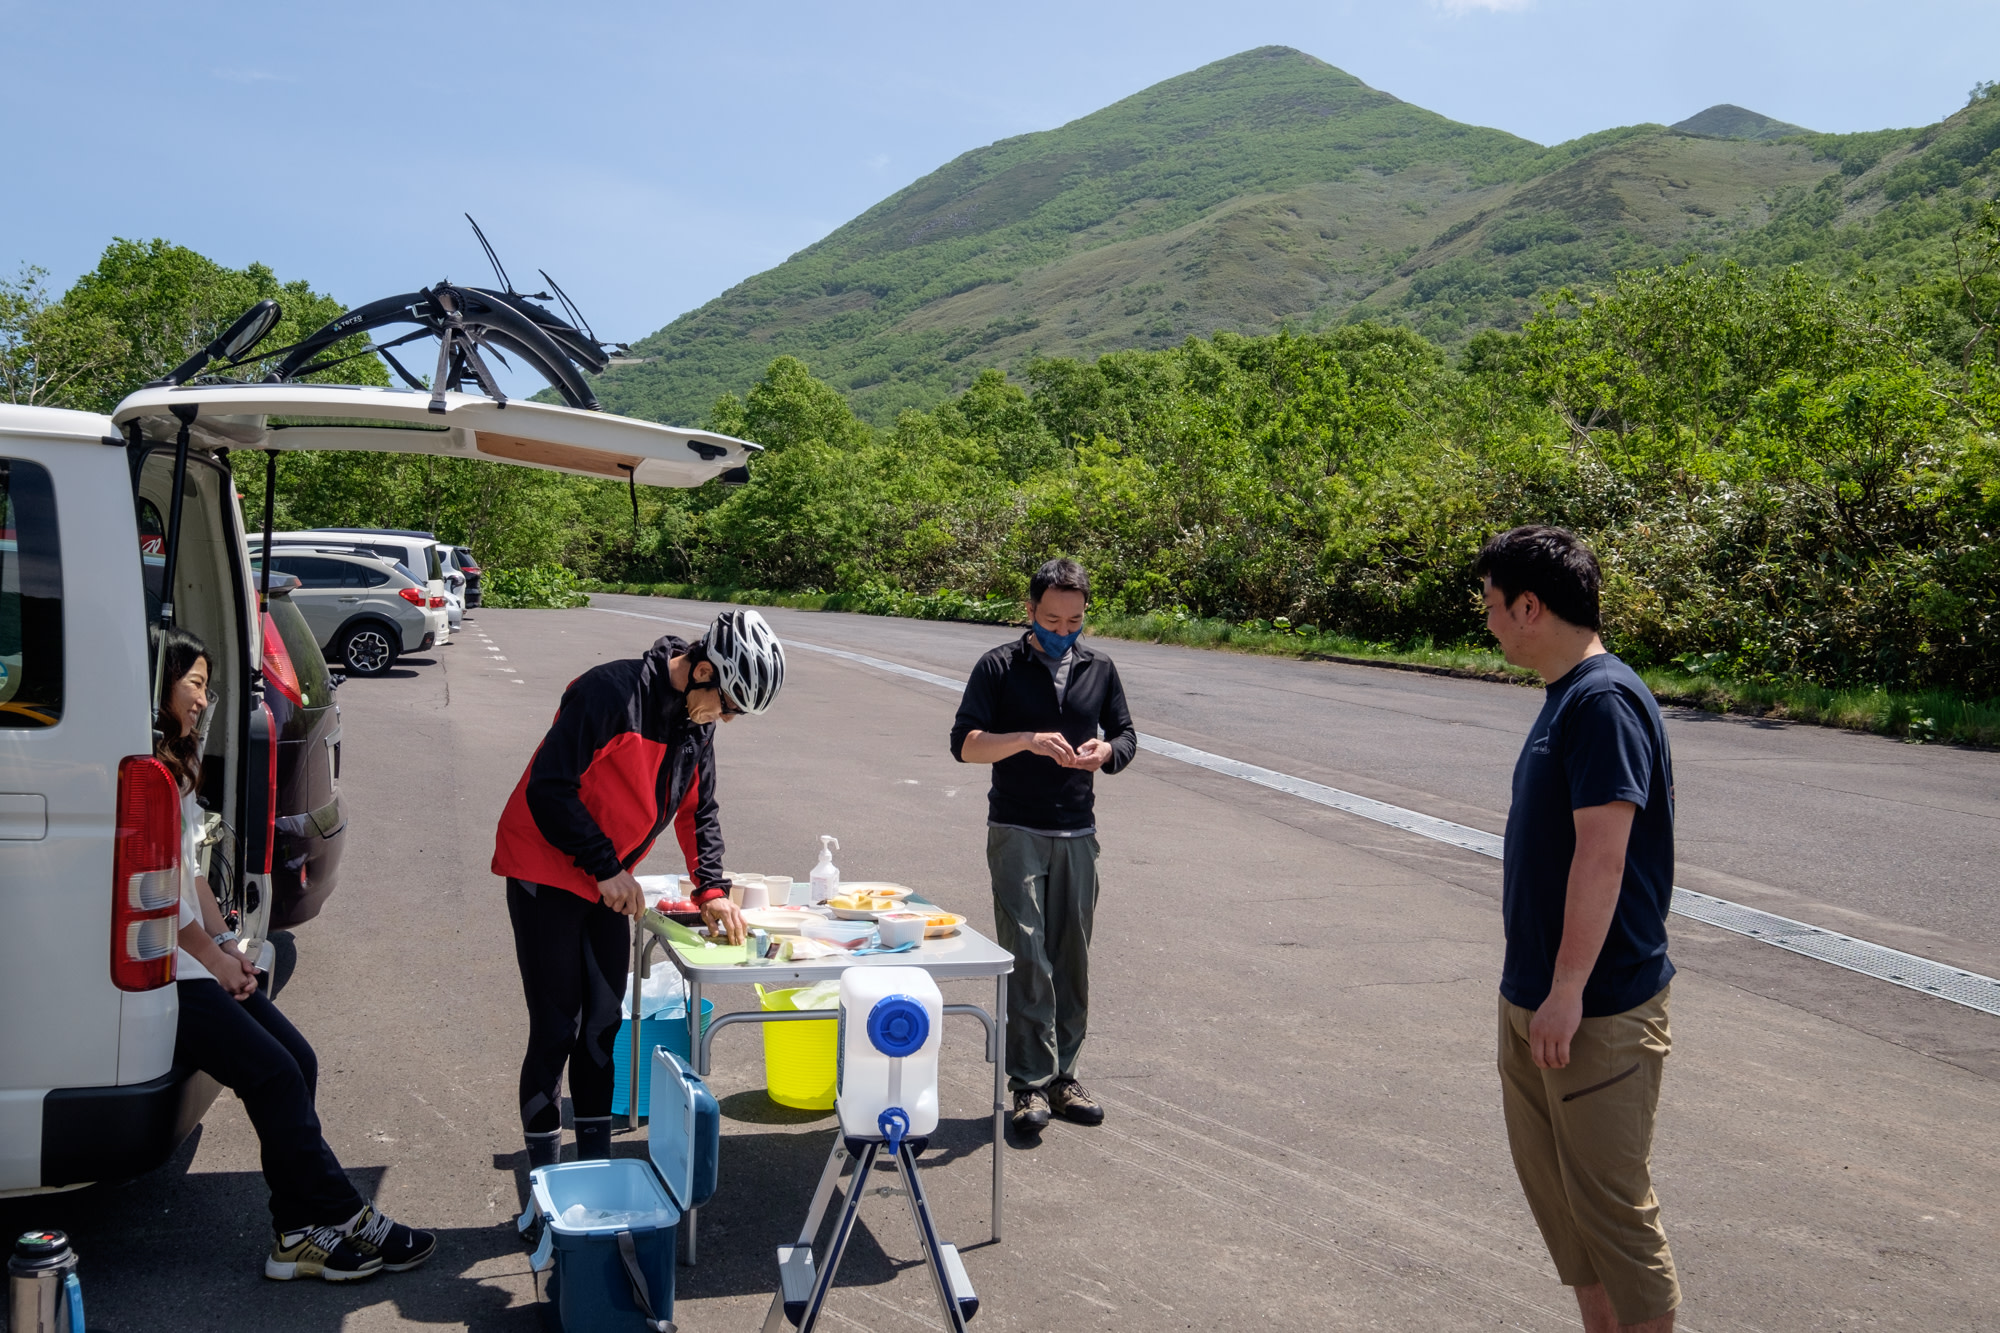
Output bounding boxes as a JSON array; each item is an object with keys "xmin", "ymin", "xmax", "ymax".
[{"xmin": 0, "ymin": 381, "xmax": 756, "ymax": 1195}]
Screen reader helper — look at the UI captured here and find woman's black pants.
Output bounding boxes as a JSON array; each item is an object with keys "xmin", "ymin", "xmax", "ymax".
[
  {"xmin": 507, "ymin": 878, "xmax": 631, "ymax": 1134},
  {"xmin": 173, "ymin": 979, "xmax": 365, "ymax": 1233}
]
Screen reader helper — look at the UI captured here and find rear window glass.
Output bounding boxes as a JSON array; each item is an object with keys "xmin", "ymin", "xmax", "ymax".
[
  {"xmin": 0, "ymin": 459, "xmax": 63, "ymax": 728},
  {"xmin": 268, "ymin": 594, "xmax": 332, "ymax": 709},
  {"xmin": 271, "ymin": 555, "xmax": 348, "ymax": 588}
]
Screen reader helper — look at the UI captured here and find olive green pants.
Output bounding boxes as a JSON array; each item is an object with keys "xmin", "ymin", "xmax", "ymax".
[{"xmin": 987, "ymin": 826, "xmax": 1099, "ymax": 1092}]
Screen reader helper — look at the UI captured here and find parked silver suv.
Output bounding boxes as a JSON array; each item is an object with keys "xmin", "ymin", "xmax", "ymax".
[{"xmin": 255, "ymin": 547, "xmax": 433, "ymax": 676}]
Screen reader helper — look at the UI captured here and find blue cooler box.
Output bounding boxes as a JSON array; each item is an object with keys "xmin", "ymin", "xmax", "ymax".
[
  {"xmin": 610, "ymin": 1000, "xmax": 715, "ymax": 1118},
  {"xmin": 522, "ymin": 1049, "xmax": 720, "ymax": 1331}
]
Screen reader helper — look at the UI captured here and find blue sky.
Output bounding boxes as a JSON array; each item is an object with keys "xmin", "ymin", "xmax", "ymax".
[{"xmin": 4, "ymin": 0, "xmax": 1995, "ymax": 386}]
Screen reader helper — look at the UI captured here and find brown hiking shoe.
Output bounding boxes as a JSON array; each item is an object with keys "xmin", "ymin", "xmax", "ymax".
[
  {"xmin": 1049, "ymin": 1078, "xmax": 1104, "ymax": 1125},
  {"xmin": 1011, "ymin": 1088, "xmax": 1052, "ymax": 1133}
]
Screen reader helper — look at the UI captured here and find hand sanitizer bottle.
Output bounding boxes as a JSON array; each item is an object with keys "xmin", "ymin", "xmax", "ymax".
[{"xmin": 810, "ymin": 835, "xmax": 841, "ymax": 905}]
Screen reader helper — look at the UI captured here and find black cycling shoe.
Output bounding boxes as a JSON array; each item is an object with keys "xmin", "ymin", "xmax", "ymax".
[
  {"xmin": 1011, "ymin": 1088, "xmax": 1051, "ymax": 1134},
  {"xmin": 1049, "ymin": 1078, "xmax": 1105, "ymax": 1125}
]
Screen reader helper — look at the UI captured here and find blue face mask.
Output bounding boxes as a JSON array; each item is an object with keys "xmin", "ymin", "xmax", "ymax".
[{"xmin": 1031, "ymin": 621, "xmax": 1081, "ymax": 658}]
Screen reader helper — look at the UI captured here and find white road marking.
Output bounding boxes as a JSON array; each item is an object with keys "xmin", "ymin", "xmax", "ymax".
[{"xmin": 589, "ymin": 603, "xmax": 2000, "ymax": 1016}]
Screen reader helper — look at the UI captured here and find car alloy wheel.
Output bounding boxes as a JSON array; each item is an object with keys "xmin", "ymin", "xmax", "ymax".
[{"xmin": 342, "ymin": 627, "xmax": 395, "ymax": 676}]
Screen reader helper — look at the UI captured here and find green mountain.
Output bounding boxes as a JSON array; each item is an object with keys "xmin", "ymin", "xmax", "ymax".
[
  {"xmin": 1670, "ymin": 104, "xmax": 1811, "ymax": 140},
  {"xmin": 597, "ymin": 48, "xmax": 1999, "ymax": 425}
]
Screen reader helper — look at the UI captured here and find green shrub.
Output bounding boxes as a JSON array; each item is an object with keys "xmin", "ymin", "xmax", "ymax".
[{"xmin": 483, "ymin": 564, "xmax": 590, "ymax": 609}]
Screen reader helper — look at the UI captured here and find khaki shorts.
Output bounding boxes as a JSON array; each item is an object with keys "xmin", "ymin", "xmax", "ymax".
[{"xmin": 1498, "ymin": 985, "xmax": 1680, "ymax": 1325}]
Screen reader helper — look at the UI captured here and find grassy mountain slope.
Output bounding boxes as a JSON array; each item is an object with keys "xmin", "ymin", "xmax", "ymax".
[
  {"xmin": 1670, "ymin": 104, "xmax": 1811, "ymax": 140},
  {"xmin": 1357, "ymin": 132, "xmax": 1833, "ymax": 337},
  {"xmin": 595, "ymin": 49, "xmax": 1999, "ymax": 426}
]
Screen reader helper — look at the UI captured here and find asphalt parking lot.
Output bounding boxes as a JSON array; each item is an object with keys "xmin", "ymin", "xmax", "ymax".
[{"xmin": 7, "ymin": 600, "xmax": 1998, "ymax": 1331}]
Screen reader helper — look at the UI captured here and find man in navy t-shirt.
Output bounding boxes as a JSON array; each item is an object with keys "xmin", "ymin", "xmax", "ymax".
[{"xmin": 1477, "ymin": 525, "xmax": 1682, "ymax": 1333}]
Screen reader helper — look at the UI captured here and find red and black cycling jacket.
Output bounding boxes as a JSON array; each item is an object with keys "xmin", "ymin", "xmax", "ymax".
[{"xmin": 491, "ymin": 635, "xmax": 726, "ymax": 905}]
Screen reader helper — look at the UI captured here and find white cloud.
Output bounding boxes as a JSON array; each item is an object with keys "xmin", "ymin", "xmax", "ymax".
[{"xmin": 1432, "ymin": 0, "xmax": 1533, "ymax": 14}]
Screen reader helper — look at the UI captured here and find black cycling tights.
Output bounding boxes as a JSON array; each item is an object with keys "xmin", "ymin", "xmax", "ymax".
[{"xmin": 506, "ymin": 878, "xmax": 631, "ymax": 1134}]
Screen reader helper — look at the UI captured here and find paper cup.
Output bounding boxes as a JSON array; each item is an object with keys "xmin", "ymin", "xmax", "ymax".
[
  {"xmin": 765, "ymin": 875, "xmax": 796, "ymax": 905},
  {"xmin": 741, "ymin": 880, "xmax": 771, "ymax": 911}
]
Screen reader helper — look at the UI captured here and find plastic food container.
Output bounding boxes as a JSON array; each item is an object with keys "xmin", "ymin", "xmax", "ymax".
[
  {"xmin": 801, "ymin": 919, "xmax": 876, "ymax": 947},
  {"xmin": 875, "ymin": 911, "xmax": 929, "ymax": 949}
]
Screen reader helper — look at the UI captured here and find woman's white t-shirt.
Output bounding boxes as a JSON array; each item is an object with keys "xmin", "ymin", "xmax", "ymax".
[{"xmin": 174, "ymin": 789, "xmax": 214, "ymax": 984}]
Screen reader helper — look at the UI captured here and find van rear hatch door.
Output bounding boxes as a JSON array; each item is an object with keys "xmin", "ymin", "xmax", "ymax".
[{"xmin": 109, "ymin": 384, "xmax": 759, "ymax": 489}]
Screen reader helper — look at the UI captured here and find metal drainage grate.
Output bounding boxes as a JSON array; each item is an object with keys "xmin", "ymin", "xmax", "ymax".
[{"xmin": 1668, "ymin": 888, "xmax": 2000, "ymax": 1017}]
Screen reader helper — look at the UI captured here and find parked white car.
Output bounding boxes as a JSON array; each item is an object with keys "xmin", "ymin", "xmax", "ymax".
[
  {"xmin": 275, "ymin": 529, "xmax": 453, "ymax": 643},
  {"xmin": 0, "ymin": 380, "xmax": 755, "ymax": 1195}
]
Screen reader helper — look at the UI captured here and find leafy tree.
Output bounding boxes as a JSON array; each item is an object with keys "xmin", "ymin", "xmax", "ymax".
[{"xmin": 0, "ymin": 267, "xmax": 125, "ymax": 407}]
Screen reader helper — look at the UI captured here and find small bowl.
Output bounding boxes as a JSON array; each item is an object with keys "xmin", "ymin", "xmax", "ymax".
[
  {"xmin": 922, "ymin": 912, "xmax": 966, "ymax": 939},
  {"xmin": 875, "ymin": 912, "xmax": 929, "ymax": 949}
]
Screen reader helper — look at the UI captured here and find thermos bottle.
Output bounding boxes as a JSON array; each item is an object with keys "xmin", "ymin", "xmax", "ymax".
[{"xmin": 9, "ymin": 1230, "xmax": 81, "ymax": 1333}]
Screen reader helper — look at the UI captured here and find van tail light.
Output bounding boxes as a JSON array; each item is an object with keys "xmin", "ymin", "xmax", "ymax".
[
  {"xmin": 246, "ymin": 700, "xmax": 278, "ymax": 876},
  {"xmin": 397, "ymin": 587, "xmax": 424, "ymax": 605},
  {"xmin": 428, "ymin": 594, "xmax": 446, "ymax": 609},
  {"xmin": 262, "ymin": 611, "xmax": 303, "ymax": 707},
  {"xmin": 112, "ymin": 756, "xmax": 181, "ymax": 992}
]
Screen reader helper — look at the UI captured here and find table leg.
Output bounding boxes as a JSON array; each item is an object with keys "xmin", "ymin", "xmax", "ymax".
[
  {"xmin": 685, "ymin": 974, "xmax": 706, "ymax": 1266},
  {"xmin": 627, "ymin": 922, "xmax": 645, "ymax": 1131},
  {"xmin": 691, "ymin": 976, "xmax": 706, "ymax": 1074},
  {"xmin": 992, "ymin": 971, "xmax": 1006, "ymax": 1242}
]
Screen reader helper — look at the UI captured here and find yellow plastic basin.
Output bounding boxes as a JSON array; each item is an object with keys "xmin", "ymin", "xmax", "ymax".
[{"xmin": 757, "ymin": 985, "xmax": 838, "ymax": 1110}]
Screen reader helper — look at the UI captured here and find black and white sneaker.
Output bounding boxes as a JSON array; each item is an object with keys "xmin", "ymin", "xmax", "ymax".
[
  {"xmin": 266, "ymin": 1224, "xmax": 382, "ymax": 1282},
  {"xmin": 343, "ymin": 1203, "xmax": 437, "ymax": 1272}
]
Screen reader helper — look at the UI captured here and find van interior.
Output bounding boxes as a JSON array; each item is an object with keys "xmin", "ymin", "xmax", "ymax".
[{"xmin": 135, "ymin": 447, "xmax": 261, "ymax": 937}]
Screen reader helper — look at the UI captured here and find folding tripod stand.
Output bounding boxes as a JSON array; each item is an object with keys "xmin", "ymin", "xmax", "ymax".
[{"xmin": 763, "ymin": 1120, "xmax": 978, "ymax": 1333}]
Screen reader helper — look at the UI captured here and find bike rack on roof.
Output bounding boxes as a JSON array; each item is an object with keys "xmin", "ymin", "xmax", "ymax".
[{"xmin": 156, "ymin": 216, "xmax": 634, "ymax": 416}]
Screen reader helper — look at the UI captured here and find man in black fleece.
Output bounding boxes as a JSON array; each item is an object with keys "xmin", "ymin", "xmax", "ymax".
[{"xmin": 950, "ymin": 558, "xmax": 1137, "ymax": 1134}]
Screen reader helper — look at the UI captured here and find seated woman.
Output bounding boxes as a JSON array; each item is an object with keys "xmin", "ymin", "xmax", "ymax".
[{"xmin": 155, "ymin": 626, "xmax": 435, "ymax": 1282}]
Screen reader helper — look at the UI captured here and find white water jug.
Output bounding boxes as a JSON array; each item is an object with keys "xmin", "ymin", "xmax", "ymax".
[{"xmin": 835, "ymin": 966, "xmax": 942, "ymax": 1141}]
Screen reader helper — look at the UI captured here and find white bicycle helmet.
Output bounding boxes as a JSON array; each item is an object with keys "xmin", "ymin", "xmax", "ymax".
[{"xmin": 701, "ymin": 609, "xmax": 786, "ymax": 715}]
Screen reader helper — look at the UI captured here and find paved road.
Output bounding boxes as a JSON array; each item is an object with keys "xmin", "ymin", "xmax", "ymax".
[{"xmin": 8, "ymin": 599, "xmax": 1997, "ymax": 1331}]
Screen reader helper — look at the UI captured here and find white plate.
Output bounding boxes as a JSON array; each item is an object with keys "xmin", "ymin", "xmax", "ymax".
[
  {"xmin": 741, "ymin": 907, "xmax": 818, "ymax": 935},
  {"xmin": 833, "ymin": 883, "xmax": 913, "ymax": 899}
]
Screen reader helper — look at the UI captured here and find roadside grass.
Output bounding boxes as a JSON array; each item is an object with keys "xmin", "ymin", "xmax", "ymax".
[
  {"xmin": 585, "ymin": 579, "xmax": 1016, "ymax": 624},
  {"xmin": 584, "ymin": 582, "xmax": 2000, "ymax": 749}
]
